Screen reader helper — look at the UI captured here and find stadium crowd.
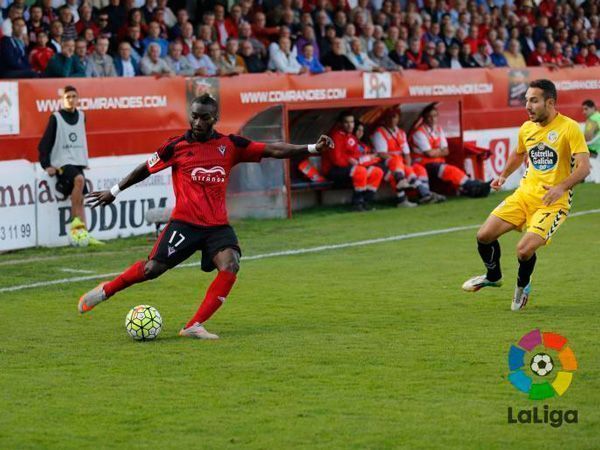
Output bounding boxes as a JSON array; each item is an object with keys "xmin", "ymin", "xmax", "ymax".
[{"xmin": 1, "ymin": 0, "xmax": 599, "ymax": 79}]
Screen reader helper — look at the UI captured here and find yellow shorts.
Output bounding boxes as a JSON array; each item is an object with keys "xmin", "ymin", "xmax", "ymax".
[{"xmin": 491, "ymin": 190, "xmax": 569, "ymax": 242}]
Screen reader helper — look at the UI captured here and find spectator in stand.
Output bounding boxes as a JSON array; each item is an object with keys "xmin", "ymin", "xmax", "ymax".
[
  {"xmin": 321, "ymin": 37, "xmax": 355, "ymax": 71},
  {"xmin": 422, "ymin": 41, "xmax": 441, "ymax": 69},
  {"xmin": 29, "ymin": 31, "xmax": 54, "ymax": 74},
  {"xmin": 75, "ymin": 37, "xmax": 97, "ymax": 77},
  {"xmin": 118, "ymin": 9, "xmax": 148, "ymax": 41},
  {"xmin": 142, "ymin": 21, "xmax": 169, "ymax": 57},
  {"xmin": 472, "ymin": 41, "xmax": 494, "ymax": 68},
  {"xmin": 240, "ymin": 40, "xmax": 266, "ymax": 73},
  {"xmin": 341, "ymin": 23, "xmax": 356, "ymax": 54},
  {"xmin": 45, "ymin": 38, "xmax": 86, "ymax": 77},
  {"xmin": 459, "ymin": 43, "xmax": 479, "ymax": 68},
  {"xmin": 490, "ymin": 39, "xmax": 508, "ymax": 67},
  {"xmin": 28, "ymin": 5, "xmax": 49, "ymax": 45},
  {"xmin": 296, "ymin": 24, "xmax": 320, "ymax": 61},
  {"xmin": 169, "ymin": 9, "xmax": 189, "ymax": 40},
  {"xmin": 370, "ymin": 39, "xmax": 402, "ymax": 71},
  {"xmin": 165, "ymin": 41, "xmax": 196, "ymax": 76},
  {"xmin": 346, "ymin": 38, "xmax": 380, "ymax": 72},
  {"xmin": 141, "ymin": 0, "xmax": 156, "ymax": 26},
  {"xmin": 65, "ymin": 0, "xmax": 80, "ymax": 23},
  {"xmin": 195, "ymin": 24, "xmax": 212, "ymax": 46},
  {"xmin": 527, "ymin": 41, "xmax": 550, "ymax": 67},
  {"xmin": 177, "ymin": 22, "xmax": 194, "ymax": 56},
  {"xmin": 434, "ymin": 41, "xmax": 450, "ymax": 68},
  {"xmin": 440, "ymin": 24, "xmax": 460, "ymax": 50},
  {"xmin": 585, "ymin": 44, "xmax": 599, "ymax": 66},
  {"xmin": 82, "ymin": 27, "xmax": 96, "ymax": 54},
  {"xmin": 297, "ymin": 42, "xmax": 326, "ymax": 74},
  {"xmin": 504, "ymin": 39, "xmax": 527, "ymax": 68},
  {"xmin": 102, "ymin": 0, "xmax": 126, "ymax": 35},
  {"xmin": 0, "ymin": 17, "xmax": 38, "ymax": 78},
  {"xmin": 238, "ymin": 21, "xmax": 266, "ymax": 59},
  {"xmin": 447, "ymin": 42, "xmax": 463, "ymax": 69},
  {"xmin": 252, "ymin": 12, "xmax": 279, "ymax": 48},
  {"xmin": 207, "ymin": 41, "xmax": 225, "ymax": 75},
  {"xmin": 359, "ymin": 23, "xmax": 376, "ymax": 54},
  {"xmin": 140, "ymin": 41, "xmax": 174, "ymax": 76},
  {"xmin": 152, "ymin": 8, "xmax": 170, "ymax": 40},
  {"xmin": 384, "ymin": 25, "xmax": 399, "ymax": 51},
  {"xmin": 187, "ymin": 40, "xmax": 217, "ymax": 76},
  {"xmin": 40, "ymin": 0, "xmax": 57, "ymax": 27},
  {"xmin": 389, "ymin": 39, "xmax": 408, "ymax": 68},
  {"xmin": 124, "ymin": 25, "xmax": 144, "ymax": 61},
  {"xmin": 218, "ymin": 38, "xmax": 246, "ymax": 75},
  {"xmin": 57, "ymin": 5, "xmax": 77, "ymax": 41},
  {"xmin": 87, "ymin": 36, "xmax": 116, "ymax": 77},
  {"xmin": 114, "ymin": 41, "xmax": 141, "ymax": 77},
  {"xmin": 269, "ymin": 36, "xmax": 305, "ymax": 74},
  {"xmin": 75, "ymin": 4, "xmax": 99, "ymax": 38},
  {"xmin": 95, "ymin": 14, "xmax": 111, "ymax": 39},
  {"xmin": 48, "ymin": 20, "xmax": 63, "ymax": 54},
  {"xmin": 157, "ymin": 0, "xmax": 176, "ymax": 28},
  {"xmin": 213, "ymin": 3, "xmax": 237, "ymax": 48},
  {"xmin": 1, "ymin": 4, "xmax": 24, "ymax": 38},
  {"xmin": 318, "ymin": 24, "xmax": 336, "ymax": 57},
  {"xmin": 519, "ymin": 24, "xmax": 536, "ymax": 60},
  {"xmin": 464, "ymin": 25, "xmax": 486, "ymax": 54},
  {"xmin": 405, "ymin": 37, "xmax": 428, "ymax": 70},
  {"xmin": 546, "ymin": 42, "xmax": 573, "ymax": 68},
  {"xmin": 225, "ymin": 3, "xmax": 244, "ymax": 38}
]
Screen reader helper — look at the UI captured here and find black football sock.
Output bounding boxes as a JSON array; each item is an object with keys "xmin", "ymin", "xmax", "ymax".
[
  {"xmin": 517, "ymin": 253, "xmax": 537, "ymax": 288},
  {"xmin": 477, "ymin": 239, "xmax": 502, "ymax": 281}
]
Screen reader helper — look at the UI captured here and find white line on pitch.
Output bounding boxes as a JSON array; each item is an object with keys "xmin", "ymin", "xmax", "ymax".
[
  {"xmin": 59, "ymin": 268, "xmax": 97, "ymax": 274},
  {"xmin": 0, "ymin": 208, "xmax": 598, "ymax": 294}
]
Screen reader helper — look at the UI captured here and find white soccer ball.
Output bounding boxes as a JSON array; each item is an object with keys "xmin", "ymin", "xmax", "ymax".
[
  {"xmin": 530, "ymin": 353, "xmax": 554, "ymax": 377},
  {"xmin": 125, "ymin": 305, "xmax": 162, "ymax": 341},
  {"xmin": 68, "ymin": 228, "xmax": 90, "ymax": 247}
]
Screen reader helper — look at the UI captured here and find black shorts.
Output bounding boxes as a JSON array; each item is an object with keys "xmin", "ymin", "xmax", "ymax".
[
  {"xmin": 148, "ymin": 220, "xmax": 241, "ymax": 272},
  {"xmin": 55, "ymin": 165, "xmax": 88, "ymax": 196}
]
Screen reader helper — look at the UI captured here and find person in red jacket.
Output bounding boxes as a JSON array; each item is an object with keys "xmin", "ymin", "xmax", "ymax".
[
  {"xmin": 29, "ymin": 30, "xmax": 55, "ymax": 74},
  {"xmin": 322, "ymin": 112, "xmax": 384, "ymax": 211}
]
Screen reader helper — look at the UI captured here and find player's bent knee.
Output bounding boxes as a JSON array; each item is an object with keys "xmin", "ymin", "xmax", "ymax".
[
  {"xmin": 219, "ymin": 260, "xmax": 240, "ymax": 274},
  {"xmin": 476, "ymin": 228, "xmax": 495, "ymax": 244},
  {"xmin": 516, "ymin": 242, "xmax": 535, "ymax": 261},
  {"xmin": 144, "ymin": 260, "xmax": 168, "ymax": 279}
]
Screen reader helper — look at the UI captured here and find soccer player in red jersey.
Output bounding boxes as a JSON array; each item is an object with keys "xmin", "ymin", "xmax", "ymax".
[{"xmin": 78, "ymin": 94, "xmax": 333, "ymax": 339}]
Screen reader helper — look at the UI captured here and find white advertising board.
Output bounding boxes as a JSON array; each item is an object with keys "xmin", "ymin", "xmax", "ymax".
[{"xmin": 0, "ymin": 160, "xmax": 37, "ymax": 251}]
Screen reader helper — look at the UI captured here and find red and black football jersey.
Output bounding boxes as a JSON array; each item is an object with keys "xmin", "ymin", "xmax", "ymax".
[{"xmin": 147, "ymin": 130, "xmax": 266, "ymax": 227}]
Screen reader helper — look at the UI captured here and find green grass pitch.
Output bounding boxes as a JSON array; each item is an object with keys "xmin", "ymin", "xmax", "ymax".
[{"xmin": 1, "ymin": 185, "xmax": 599, "ymax": 449}]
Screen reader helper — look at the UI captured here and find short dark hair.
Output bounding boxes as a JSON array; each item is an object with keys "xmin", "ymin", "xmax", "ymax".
[
  {"xmin": 191, "ymin": 94, "xmax": 218, "ymax": 111},
  {"xmin": 582, "ymin": 99, "xmax": 596, "ymax": 108},
  {"xmin": 63, "ymin": 85, "xmax": 78, "ymax": 94},
  {"xmin": 529, "ymin": 79, "xmax": 557, "ymax": 101},
  {"xmin": 338, "ymin": 110, "xmax": 354, "ymax": 122}
]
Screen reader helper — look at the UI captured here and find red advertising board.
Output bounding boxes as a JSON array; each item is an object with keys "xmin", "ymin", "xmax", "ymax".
[{"xmin": 1, "ymin": 67, "xmax": 598, "ymax": 162}]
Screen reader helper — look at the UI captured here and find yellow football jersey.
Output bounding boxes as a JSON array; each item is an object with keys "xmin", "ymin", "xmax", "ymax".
[{"xmin": 517, "ymin": 113, "xmax": 588, "ymax": 206}]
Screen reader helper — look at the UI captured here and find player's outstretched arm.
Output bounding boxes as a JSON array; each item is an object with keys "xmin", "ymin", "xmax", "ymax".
[
  {"xmin": 491, "ymin": 150, "xmax": 526, "ymax": 190},
  {"xmin": 85, "ymin": 163, "xmax": 151, "ymax": 208},
  {"xmin": 263, "ymin": 135, "xmax": 334, "ymax": 159}
]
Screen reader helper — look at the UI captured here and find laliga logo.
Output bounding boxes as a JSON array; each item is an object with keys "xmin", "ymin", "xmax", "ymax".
[
  {"xmin": 191, "ymin": 166, "xmax": 226, "ymax": 183},
  {"xmin": 507, "ymin": 329, "xmax": 578, "ymax": 427}
]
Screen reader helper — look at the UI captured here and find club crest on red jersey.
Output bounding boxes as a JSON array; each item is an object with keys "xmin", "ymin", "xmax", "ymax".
[
  {"xmin": 191, "ymin": 166, "xmax": 226, "ymax": 183},
  {"xmin": 218, "ymin": 145, "xmax": 227, "ymax": 156}
]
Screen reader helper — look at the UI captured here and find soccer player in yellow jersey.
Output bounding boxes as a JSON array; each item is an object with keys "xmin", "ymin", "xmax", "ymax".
[{"xmin": 462, "ymin": 79, "xmax": 591, "ymax": 310}]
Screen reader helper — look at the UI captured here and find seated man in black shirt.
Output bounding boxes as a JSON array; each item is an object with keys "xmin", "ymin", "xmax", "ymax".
[{"xmin": 320, "ymin": 37, "xmax": 356, "ymax": 71}]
